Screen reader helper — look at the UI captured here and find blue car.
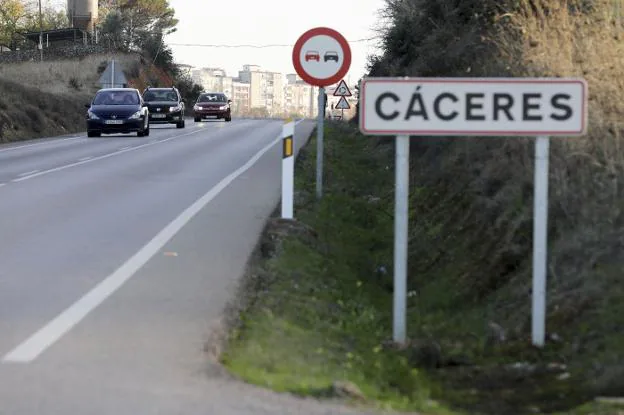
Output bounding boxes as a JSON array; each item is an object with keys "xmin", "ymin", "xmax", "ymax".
[{"xmin": 85, "ymin": 88, "xmax": 150, "ymax": 137}]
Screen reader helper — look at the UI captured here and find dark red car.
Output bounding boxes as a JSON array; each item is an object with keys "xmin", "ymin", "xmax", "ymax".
[
  {"xmin": 193, "ymin": 92, "xmax": 232, "ymax": 122},
  {"xmin": 305, "ymin": 50, "xmax": 320, "ymax": 62}
]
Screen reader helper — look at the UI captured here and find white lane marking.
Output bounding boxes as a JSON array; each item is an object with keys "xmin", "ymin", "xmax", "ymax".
[
  {"xmin": 78, "ymin": 156, "xmax": 93, "ymax": 162},
  {"xmin": 0, "ymin": 136, "xmax": 81, "ymax": 154},
  {"xmin": 11, "ymin": 128, "xmax": 207, "ymax": 183},
  {"xmin": 0, "ymin": 183, "xmax": 6, "ymax": 188},
  {"xmin": 18, "ymin": 170, "xmax": 39, "ymax": 177},
  {"xmin": 119, "ymin": 146, "xmax": 131, "ymax": 151},
  {"xmin": 1, "ymin": 122, "xmax": 303, "ymax": 363}
]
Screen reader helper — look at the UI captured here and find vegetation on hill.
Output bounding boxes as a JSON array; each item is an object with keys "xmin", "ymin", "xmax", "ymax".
[
  {"xmin": 0, "ymin": 0, "xmax": 202, "ymax": 142},
  {"xmin": 221, "ymin": 0, "xmax": 624, "ymax": 414}
]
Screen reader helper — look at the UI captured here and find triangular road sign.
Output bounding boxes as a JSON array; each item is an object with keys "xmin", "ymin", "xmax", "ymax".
[
  {"xmin": 335, "ymin": 96, "xmax": 351, "ymax": 109},
  {"xmin": 333, "ymin": 79, "xmax": 352, "ymax": 97}
]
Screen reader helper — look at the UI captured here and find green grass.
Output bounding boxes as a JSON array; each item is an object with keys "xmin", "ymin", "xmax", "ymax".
[{"xmin": 221, "ymin": 122, "xmax": 623, "ymax": 415}]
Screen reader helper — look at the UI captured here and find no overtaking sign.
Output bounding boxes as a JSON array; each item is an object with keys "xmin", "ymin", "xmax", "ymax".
[{"xmin": 359, "ymin": 77, "xmax": 588, "ymax": 348}]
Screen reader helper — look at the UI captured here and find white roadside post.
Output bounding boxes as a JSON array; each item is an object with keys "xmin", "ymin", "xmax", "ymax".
[
  {"xmin": 281, "ymin": 118, "xmax": 296, "ymax": 219},
  {"xmin": 393, "ymin": 134, "xmax": 410, "ymax": 343},
  {"xmin": 292, "ymin": 27, "xmax": 352, "ymax": 200},
  {"xmin": 359, "ymin": 77, "xmax": 588, "ymax": 346},
  {"xmin": 532, "ymin": 135, "xmax": 550, "ymax": 347}
]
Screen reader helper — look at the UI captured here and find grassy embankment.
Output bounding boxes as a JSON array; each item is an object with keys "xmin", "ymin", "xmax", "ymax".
[
  {"xmin": 0, "ymin": 52, "xmax": 164, "ymax": 142},
  {"xmin": 221, "ymin": 0, "xmax": 624, "ymax": 414}
]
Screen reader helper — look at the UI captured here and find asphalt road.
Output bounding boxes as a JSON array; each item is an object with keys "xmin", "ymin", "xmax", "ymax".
[{"xmin": 0, "ymin": 119, "xmax": 385, "ymax": 415}]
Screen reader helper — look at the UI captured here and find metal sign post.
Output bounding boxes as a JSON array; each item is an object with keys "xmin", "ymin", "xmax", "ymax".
[
  {"xmin": 359, "ymin": 77, "xmax": 588, "ymax": 346},
  {"xmin": 292, "ymin": 27, "xmax": 352, "ymax": 199},
  {"xmin": 316, "ymin": 88, "xmax": 325, "ymax": 199}
]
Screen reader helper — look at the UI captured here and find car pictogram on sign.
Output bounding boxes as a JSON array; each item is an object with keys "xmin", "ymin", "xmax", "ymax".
[
  {"xmin": 324, "ymin": 51, "xmax": 339, "ymax": 62},
  {"xmin": 305, "ymin": 51, "xmax": 320, "ymax": 62}
]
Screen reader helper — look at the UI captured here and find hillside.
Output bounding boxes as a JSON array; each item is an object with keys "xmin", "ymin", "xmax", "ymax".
[
  {"xmin": 220, "ymin": 1, "xmax": 624, "ymax": 414},
  {"xmin": 0, "ymin": 52, "xmax": 172, "ymax": 142}
]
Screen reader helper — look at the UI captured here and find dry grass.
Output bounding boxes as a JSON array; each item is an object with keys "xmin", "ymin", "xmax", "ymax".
[
  {"xmin": 0, "ymin": 52, "xmax": 142, "ymax": 96},
  {"xmin": 0, "ymin": 52, "xmax": 145, "ymax": 141}
]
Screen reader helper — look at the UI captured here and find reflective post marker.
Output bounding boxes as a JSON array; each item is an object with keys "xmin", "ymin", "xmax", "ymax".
[
  {"xmin": 393, "ymin": 134, "xmax": 410, "ymax": 344},
  {"xmin": 281, "ymin": 118, "xmax": 295, "ymax": 219},
  {"xmin": 316, "ymin": 87, "xmax": 325, "ymax": 200},
  {"xmin": 532, "ymin": 135, "xmax": 550, "ymax": 347}
]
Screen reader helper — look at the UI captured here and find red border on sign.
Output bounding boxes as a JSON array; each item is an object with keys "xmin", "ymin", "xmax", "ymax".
[
  {"xmin": 292, "ymin": 27, "xmax": 352, "ymax": 87},
  {"xmin": 333, "ymin": 79, "xmax": 352, "ymax": 96},
  {"xmin": 359, "ymin": 77, "xmax": 588, "ymax": 136}
]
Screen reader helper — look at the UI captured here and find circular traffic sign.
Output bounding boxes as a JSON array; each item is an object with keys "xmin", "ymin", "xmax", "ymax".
[{"xmin": 292, "ymin": 27, "xmax": 352, "ymax": 87}]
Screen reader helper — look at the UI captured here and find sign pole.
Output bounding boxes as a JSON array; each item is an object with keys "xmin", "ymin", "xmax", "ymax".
[
  {"xmin": 393, "ymin": 134, "xmax": 410, "ymax": 344},
  {"xmin": 292, "ymin": 27, "xmax": 352, "ymax": 200},
  {"xmin": 532, "ymin": 135, "xmax": 550, "ymax": 347},
  {"xmin": 316, "ymin": 87, "xmax": 325, "ymax": 199},
  {"xmin": 281, "ymin": 118, "xmax": 295, "ymax": 219},
  {"xmin": 359, "ymin": 77, "xmax": 587, "ymax": 348}
]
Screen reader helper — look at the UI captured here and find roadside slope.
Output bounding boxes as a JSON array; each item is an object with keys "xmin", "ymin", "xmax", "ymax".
[{"xmin": 220, "ymin": 1, "xmax": 624, "ymax": 414}]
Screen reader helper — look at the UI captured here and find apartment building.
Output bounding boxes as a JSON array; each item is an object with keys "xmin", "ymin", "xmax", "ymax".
[
  {"xmin": 238, "ymin": 65, "xmax": 285, "ymax": 116},
  {"xmin": 284, "ymin": 77, "xmax": 318, "ymax": 118},
  {"xmin": 231, "ymin": 81, "xmax": 250, "ymax": 115},
  {"xmin": 187, "ymin": 64, "xmax": 321, "ymax": 118}
]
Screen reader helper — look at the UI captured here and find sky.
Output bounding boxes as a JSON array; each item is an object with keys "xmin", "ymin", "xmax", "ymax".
[
  {"xmin": 164, "ymin": 0, "xmax": 387, "ymax": 82},
  {"xmin": 46, "ymin": 0, "xmax": 388, "ymax": 83}
]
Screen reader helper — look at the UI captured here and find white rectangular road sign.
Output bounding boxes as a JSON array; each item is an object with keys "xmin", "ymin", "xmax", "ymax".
[{"xmin": 359, "ymin": 77, "xmax": 588, "ymax": 136}]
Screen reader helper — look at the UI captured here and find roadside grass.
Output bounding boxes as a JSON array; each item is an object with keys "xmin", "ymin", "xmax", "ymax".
[
  {"xmin": 0, "ymin": 52, "xmax": 146, "ymax": 142},
  {"xmin": 0, "ymin": 78, "xmax": 91, "ymax": 142},
  {"xmin": 221, "ymin": 120, "xmax": 624, "ymax": 415},
  {"xmin": 222, "ymin": 122, "xmax": 453, "ymax": 414},
  {"xmin": 0, "ymin": 52, "xmax": 141, "ymax": 96}
]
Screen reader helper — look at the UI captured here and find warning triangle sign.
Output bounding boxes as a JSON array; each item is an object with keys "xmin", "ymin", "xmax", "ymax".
[
  {"xmin": 335, "ymin": 96, "xmax": 351, "ymax": 109},
  {"xmin": 333, "ymin": 80, "xmax": 352, "ymax": 97}
]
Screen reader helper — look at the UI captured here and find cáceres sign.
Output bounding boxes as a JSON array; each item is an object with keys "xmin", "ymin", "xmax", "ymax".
[{"xmin": 360, "ymin": 78, "xmax": 588, "ymax": 136}]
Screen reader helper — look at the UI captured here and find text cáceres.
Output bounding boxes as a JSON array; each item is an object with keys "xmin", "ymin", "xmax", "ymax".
[{"xmin": 360, "ymin": 78, "xmax": 587, "ymax": 136}]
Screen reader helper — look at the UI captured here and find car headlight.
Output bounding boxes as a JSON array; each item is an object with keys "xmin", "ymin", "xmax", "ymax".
[
  {"xmin": 219, "ymin": 105, "xmax": 227, "ymax": 110},
  {"xmin": 87, "ymin": 110, "xmax": 99, "ymax": 120},
  {"xmin": 194, "ymin": 105, "xmax": 202, "ymax": 110},
  {"xmin": 170, "ymin": 105, "xmax": 182, "ymax": 112},
  {"xmin": 129, "ymin": 110, "xmax": 142, "ymax": 119}
]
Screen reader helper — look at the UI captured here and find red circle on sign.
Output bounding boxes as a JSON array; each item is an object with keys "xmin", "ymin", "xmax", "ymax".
[{"xmin": 292, "ymin": 27, "xmax": 352, "ymax": 87}]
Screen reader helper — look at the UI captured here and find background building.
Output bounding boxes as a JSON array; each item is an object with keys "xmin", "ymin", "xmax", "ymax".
[{"xmin": 188, "ymin": 64, "xmax": 349, "ymax": 119}]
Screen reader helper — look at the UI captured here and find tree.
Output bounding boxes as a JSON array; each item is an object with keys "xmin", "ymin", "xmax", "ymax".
[
  {"xmin": 99, "ymin": 0, "xmax": 178, "ymax": 52},
  {"xmin": 0, "ymin": 0, "xmax": 27, "ymax": 46}
]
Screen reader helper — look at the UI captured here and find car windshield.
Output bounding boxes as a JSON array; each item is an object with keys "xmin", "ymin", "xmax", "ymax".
[
  {"xmin": 198, "ymin": 94, "xmax": 227, "ymax": 103},
  {"xmin": 93, "ymin": 90, "xmax": 139, "ymax": 105},
  {"xmin": 143, "ymin": 90, "xmax": 178, "ymax": 102}
]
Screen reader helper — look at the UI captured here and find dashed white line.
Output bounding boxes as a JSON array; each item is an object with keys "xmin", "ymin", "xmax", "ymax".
[
  {"xmin": 0, "ymin": 136, "xmax": 81, "ymax": 154},
  {"xmin": 18, "ymin": 170, "xmax": 39, "ymax": 177},
  {"xmin": 11, "ymin": 128, "xmax": 206, "ymax": 183},
  {"xmin": 78, "ymin": 156, "xmax": 93, "ymax": 162},
  {"xmin": 119, "ymin": 146, "xmax": 131, "ymax": 151}
]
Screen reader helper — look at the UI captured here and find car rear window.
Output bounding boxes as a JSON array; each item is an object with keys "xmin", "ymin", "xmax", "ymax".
[
  {"xmin": 198, "ymin": 94, "xmax": 227, "ymax": 103},
  {"xmin": 93, "ymin": 90, "xmax": 140, "ymax": 105}
]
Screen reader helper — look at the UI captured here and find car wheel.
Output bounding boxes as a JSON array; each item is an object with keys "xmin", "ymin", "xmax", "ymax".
[
  {"xmin": 144, "ymin": 124, "xmax": 150, "ymax": 136},
  {"xmin": 177, "ymin": 119, "xmax": 185, "ymax": 128},
  {"xmin": 194, "ymin": 117, "xmax": 201, "ymax": 122},
  {"xmin": 87, "ymin": 131, "xmax": 100, "ymax": 137}
]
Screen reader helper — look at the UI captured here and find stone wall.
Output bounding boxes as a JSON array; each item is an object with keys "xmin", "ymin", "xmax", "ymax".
[{"xmin": 0, "ymin": 44, "xmax": 118, "ymax": 64}]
